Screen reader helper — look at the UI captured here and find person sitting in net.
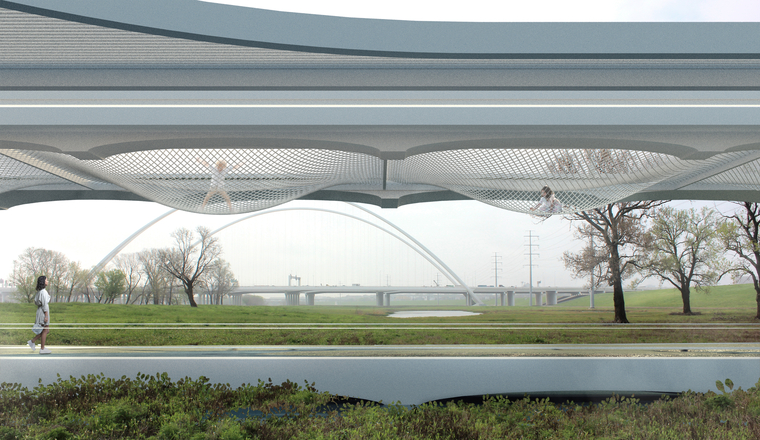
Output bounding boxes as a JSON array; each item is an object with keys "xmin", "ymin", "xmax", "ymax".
[
  {"xmin": 196, "ymin": 157, "xmax": 241, "ymax": 211},
  {"xmin": 531, "ymin": 186, "xmax": 563, "ymax": 213}
]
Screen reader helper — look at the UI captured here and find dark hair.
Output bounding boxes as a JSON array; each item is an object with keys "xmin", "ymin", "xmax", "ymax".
[
  {"xmin": 35, "ymin": 276, "xmax": 47, "ymax": 291},
  {"xmin": 541, "ymin": 186, "xmax": 553, "ymax": 197}
]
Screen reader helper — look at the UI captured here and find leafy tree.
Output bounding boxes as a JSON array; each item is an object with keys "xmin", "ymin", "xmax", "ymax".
[
  {"xmin": 94, "ymin": 269, "xmax": 126, "ymax": 304},
  {"xmin": 203, "ymin": 258, "xmax": 237, "ymax": 305},
  {"xmin": 564, "ymin": 201, "xmax": 666, "ymax": 323},
  {"xmin": 718, "ymin": 202, "xmax": 760, "ymax": 319},
  {"xmin": 637, "ymin": 206, "xmax": 729, "ymax": 314},
  {"xmin": 159, "ymin": 227, "xmax": 222, "ymax": 307},
  {"xmin": 242, "ymin": 294, "xmax": 267, "ymax": 306}
]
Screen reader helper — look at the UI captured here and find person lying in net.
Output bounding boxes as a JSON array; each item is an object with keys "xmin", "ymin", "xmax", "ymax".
[
  {"xmin": 196, "ymin": 158, "xmax": 241, "ymax": 211},
  {"xmin": 531, "ymin": 186, "xmax": 563, "ymax": 213}
]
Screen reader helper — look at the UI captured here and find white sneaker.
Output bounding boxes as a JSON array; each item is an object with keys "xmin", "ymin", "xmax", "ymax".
[
  {"xmin": 39, "ymin": 348, "xmax": 51, "ymax": 355},
  {"xmin": 27, "ymin": 340, "xmax": 35, "ymax": 351}
]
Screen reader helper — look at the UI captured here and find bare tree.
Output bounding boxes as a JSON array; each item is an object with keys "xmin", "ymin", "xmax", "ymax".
[
  {"xmin": 203, "ymin": 258, "xmax": 237, "ymax": 305},
  {"xmin": 638, "ymin": 206, "xmax": 729, "ymax": 314},
  {"xmin": 9, "ymin": 247, "xmax": 69, "ymax": 303},
  {"xmin": 562, "ymin": 224, "xmax": 609, "ymax": 290},
  {"xmin": 62, "ymin": 261, "xmax": 90, "ymax": 302},
  {"xmin": 114, "ymin": 253, "xmax": 143, "ymax": 305},
  {"xmin": 564, "ymin": 201, "xmax": 666, "ymax": 323},
  {"xmin": 159, "ymin": 227, "xmax": 222, "ymax": 307},
  {"xmin": 718, "ymin": 202, "xmax": 760, "ymax": 319},
  {"xmin": 138, "ymin": 249, "xmax": 172, "ymax": 305}
]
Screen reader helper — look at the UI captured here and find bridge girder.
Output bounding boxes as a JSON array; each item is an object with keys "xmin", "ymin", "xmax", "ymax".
[{"xmin": 2, "ymin": 1, "xmax": 760, "ymax": 213}]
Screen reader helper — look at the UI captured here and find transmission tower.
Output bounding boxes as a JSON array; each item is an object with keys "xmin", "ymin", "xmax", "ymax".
[
  {"xmin": 492, "ymin": 252, "xmax": 503, "ymax": 286},
  {"xmin": 492, "ymin": 252, "xmax": 503, "ymax": 305},
  {"xmin": 524, "ymin": 231, "xmax": 539, "ymax": 306}
]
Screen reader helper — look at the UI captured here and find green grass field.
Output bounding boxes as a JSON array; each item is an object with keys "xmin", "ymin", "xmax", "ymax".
[
  {"xmin": 1, "ymin": 284, "xmax": 757, "ymax": 346},
  {"xmin": 558, "ymin": 284, "xmax": 758, "ymax": 309}
]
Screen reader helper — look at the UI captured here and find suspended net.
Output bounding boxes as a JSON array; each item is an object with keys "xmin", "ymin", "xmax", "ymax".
[
  {"xmin": 390, "ymin": 148, "xmax": 700, "ymax": 213},
  {"xmin": 2, "ymin": 147, "xmax": 759, "ymax": 214}
]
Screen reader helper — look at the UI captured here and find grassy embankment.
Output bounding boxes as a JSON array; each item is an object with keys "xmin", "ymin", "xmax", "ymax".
[
  {"xmin": 2, "ymin": 373, "xmax": 760, "ymax": 439},
  {"xmin": 0, "ymin": 285, "xmax": 757, "ymax": 346}
]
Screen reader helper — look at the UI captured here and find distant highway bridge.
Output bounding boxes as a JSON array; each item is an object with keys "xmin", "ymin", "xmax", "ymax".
[
  {"xmin": 228, "ymin": 285, "xmax": 614, "ymax": 306},
  {"xmin": 1, "ymin": 285, "xmax": 614, "ymax": 306}
]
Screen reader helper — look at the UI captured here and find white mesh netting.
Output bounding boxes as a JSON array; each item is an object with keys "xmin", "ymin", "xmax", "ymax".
[
  {"xmin": 686, "ymin": 157, "xmax": 760, "ymax": 191},
  {"xmin": 389, "ymin": 148, "xmax": 701, "ymax": 213},
  {"xmin": 1, "ymin": 147, "xmax": 758, "ymax": 214},
  {"xmin": 1, "ymin": 148, "xmax": 383, "ymax": 214},
  {"xmin": 0, "ymin": 154, "xmax": 71, "ymax": 192}
]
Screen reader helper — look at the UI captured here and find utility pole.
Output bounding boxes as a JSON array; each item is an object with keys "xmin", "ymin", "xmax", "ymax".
[
  {"xmin": 493, "ymin": 252, "xmax": 502, "ymax": 305},
  {"xmin": 493, "ymin": 252, "xmax": 503, "ymax": 286},
  {"xmin": 524, "ymin": 231, "xmax": 539, "ymax": 306}
]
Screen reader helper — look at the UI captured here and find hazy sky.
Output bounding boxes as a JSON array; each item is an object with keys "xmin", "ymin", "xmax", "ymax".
[{"xmin": 0, "ymin": 1, "xmax": 753, "ymax": 289}]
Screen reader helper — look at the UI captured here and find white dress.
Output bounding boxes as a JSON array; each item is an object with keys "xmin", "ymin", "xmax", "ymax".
[
  {"xmin": 536, "ymin": 196, "xmax": 563, "ymax": 213},
  {"xmin": 207, "ymin": 165, "xmax": 229, "ymax": 190},
  {"xmin": 33, "ymin": 288, "xmax": 50, "ymax": 335}
]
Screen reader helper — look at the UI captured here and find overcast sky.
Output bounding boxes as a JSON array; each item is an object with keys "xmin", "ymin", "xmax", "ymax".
[{"xmin": 0, "ymin": 0, "xmax": 754, "ymax": 289}]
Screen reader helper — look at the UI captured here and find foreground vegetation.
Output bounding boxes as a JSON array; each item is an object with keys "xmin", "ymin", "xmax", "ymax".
[{"xmin": 2, "ymin": 373, "xmax": 760, "ymax": 439}]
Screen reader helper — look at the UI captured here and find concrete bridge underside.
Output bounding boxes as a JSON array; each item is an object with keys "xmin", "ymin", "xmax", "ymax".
[{"xmin": 1, "ymin": 1, "xmax": 760, "ymax": 214}]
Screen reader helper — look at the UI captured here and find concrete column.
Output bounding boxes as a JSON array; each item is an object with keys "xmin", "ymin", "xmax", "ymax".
[
  {"xmin": 376, "ymin": 293, "xmax": 384, "ymax": 307},
  {"xmin": 384, "ymin": 293, "xmax": 391, "ymax": 306},
  {"xmin": 507, "ymin": 291, "xmax": 515, "ymax": 306},
  {"xmin": 546, "ymin": 291, "xmax": 558, "ymax": 305},
  {"xmin": 499, "ymin": 292, "xmax": 505, "ymax": 306},
  {"xmin": 533, "ymin": 291, "xmax": 542, "ymax": 306},
  {"xmin": 306, "ymin": 293, "xmax": 315, "ymax": 306},
  {"xmin": 285, "ymin": 292, "xmax": 300, "ymax": 306}
]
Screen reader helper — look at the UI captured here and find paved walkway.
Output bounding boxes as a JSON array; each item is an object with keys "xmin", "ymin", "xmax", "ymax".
[{"xmin": 2, "ymin": 344, "xmax": 759, "ymax": 405}]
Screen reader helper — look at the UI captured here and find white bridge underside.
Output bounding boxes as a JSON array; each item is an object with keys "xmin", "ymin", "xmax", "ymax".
[{"xmin": 2, "ymin": 1, "xmax": 760, "ymax": 213}]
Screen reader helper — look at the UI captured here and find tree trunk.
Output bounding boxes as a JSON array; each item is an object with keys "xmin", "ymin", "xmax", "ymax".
[
  {"xmin": 680, "ymin": 286, "xmax": 692, "ymax": 314},
  {"xmin": 755, "ymin": 281, "xmax": 760, "ymax": 320},
  {"xmin": 186, "ymin": 286, "xmax": 198, "ymax": 307},
  {"xmin": 609, "ymin": 246, "xmax": 629, "ymax": 323}
]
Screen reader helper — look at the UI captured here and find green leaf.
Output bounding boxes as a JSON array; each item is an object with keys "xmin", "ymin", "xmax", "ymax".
[{"xmin": 715, "ymin": 380, "xmax": 725, "ymax": 394}]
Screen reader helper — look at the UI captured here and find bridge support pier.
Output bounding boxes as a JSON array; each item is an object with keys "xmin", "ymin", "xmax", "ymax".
[
  {"xmin": 285, "ymin": 292, "xmax": 300, "ymax": 306},
  {"xmin": 384, "ymin": 293, "xmax": 391, "ymax": 306},
  {"xmin": 376, "ymin": 293, "xmax": 384, "ymax": 307},
  {"xmin": 306, "ymin": 293, "xmax": 315, "ymax": 306},
  {"xmin": 533, "ymin": 292, "xmax": 542, "ymax": 306},
  {"xmin": 546, "ymin": 290, "xmax": 557, "ymax": 306},
  {"xmin": 507, "ymin": 291, "xmax": 515, "ymax": 306}
]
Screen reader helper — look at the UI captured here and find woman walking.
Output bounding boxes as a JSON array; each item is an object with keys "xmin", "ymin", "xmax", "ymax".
[{"xmin": 27, "ymin": 276, "xmax": 52, "ymax": 354}]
